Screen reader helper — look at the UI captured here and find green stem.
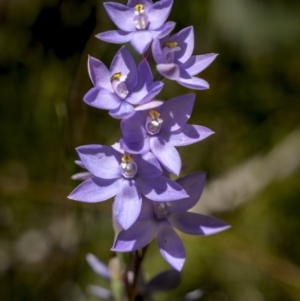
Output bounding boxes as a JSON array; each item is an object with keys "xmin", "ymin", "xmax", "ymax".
[{"xmin": 128, "ymin": 245, "xmax": 149, "ymax": 301}]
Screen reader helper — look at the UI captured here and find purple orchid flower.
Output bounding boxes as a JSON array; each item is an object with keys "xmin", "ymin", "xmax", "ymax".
[
  {"xmin": 112, "ymin": 172, "xmax": 230, "ymax": 271},
  {"xmin": 120, "ymin": 94, "xmax": 214, "ymax": 175},
  {"xmin": 84, "ymin": 46, "xmax": 163, "ymax": 119},
  {"xmin": 152, "ymin": 26, "xmax": 218, "ymax": 90},
  {"xmin": 68, "ymin": 143, "xmax": 188, "ymax": 230},
  {"xmin": 97, "ymin": 0, "xmax": 175, "ymax": 54}
]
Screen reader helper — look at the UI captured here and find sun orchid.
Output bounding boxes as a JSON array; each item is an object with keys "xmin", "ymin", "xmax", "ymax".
[
  {"xmin": 152, "ymin": 26, "xmax": 218, "ymax": 89},
  {"xmin": 68, "ymin": 144, "xmax": 188, "ymax": 230},
  {"xmin": 120, "ymin": 94, "xmax": 214, "ymax": 175},
  {"xmin": 113, "ymin": 172, "xmax": 230, "ymax": 270},
  {"xmin": 97, "ymin": 0, "xmax": 175, "ymax": 54},
  {"xmin": 84, "ymin": 46, "xmax": 163, "ymax": 119}
]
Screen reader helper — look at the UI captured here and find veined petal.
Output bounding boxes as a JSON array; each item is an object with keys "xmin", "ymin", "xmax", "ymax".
[
  {"xmin": 96, "ymin": 30, "xmax": 133, "ymax": 44},
  {"xmin": 169, "ymin": 172, "xmax": 206, "ymax": 213},
  {"xmin": 104, "ymin": 2, "xmax": 136, "ymax": 32},
  {"xmin": 113, "ymin": 179, "xmax": 142, "ymax": 229},
  {"xmin": 109, "ymin": 101, "xmax": 135, "ymax": 119},
  {"xmin": 150, "ymin": 136, "xmax": 181, "ymax": 176},
  {"xmin": 165, "ymin": 125, "xmax": 214, "ymax": 146},
  {"xmin": 148, "ymin": 0, "xmax": 173, "ymax": 30},
  {"xmin": 183, "ymin": 53, "xmax": 218, "ymax": 76},
  {"xmin": 68, "ymin": 177, "xmax": 122, "ymax": 203},
  {"xmin": 160, "ymin": 94, "xmax": 195, "ymax": 131},
  {"xmin": 136, "ymin": 176, "xmax": 188, "ymax": 202},
  {"xmin": 157, "ymin": 220, "xmax": 185, "ymax": 271},
  {"xmin": 86, "ymin": 253, "xmax": 111, "ymax": 280},
  {"xmin": 177, "ymin": 76, "xmax": 209, "ymax": 90},
  {"xmin": 121, "ymin": 112, "xmax": 147, "ymax": 142},
  {"xmin": 131, "ymin": 31, "xmax": 153, "ymax": 54},
  {"xmin": 76, "ymin": 145, "xmax": 121, "ymax": 179},
  {"xmin": 84, "ymin": 87, "xmax": 121, "ymax": 110},
  {"xmin": 110, "ymin": 46, "xmax": 138, "ymax": 92},
  {"xmin": 169, "ymin": 212, "xmax": 230, "ymax": 235},
  {"xmin": 171, "ymin": 26, "xmax": 194, "ymax": 63},
  {"xmin": 88, "ymin": 56, "xmax": 111, "ymax": 90},
  {"xmin": 151, "ymin": 21, "xmax": 176, "ymax": 39},
  {"xmin": 112, "ymin": 219, "xmax": 157, "ymax": 252},
  {"xmin": 136, "ymin": 151, "xmax": 162, "ymax": 178},
  {"xmin": 156, "ymin": 63, "xmax": 180, "ymax": 80},
  {"xmin": 121, "ymin": 137, "xmax": 151, "ymax": 154}
]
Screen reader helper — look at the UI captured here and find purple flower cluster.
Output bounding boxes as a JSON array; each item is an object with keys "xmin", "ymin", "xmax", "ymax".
[{"xmin": 69, "ymin": 0, "xmax": 229, "ymax": 272}]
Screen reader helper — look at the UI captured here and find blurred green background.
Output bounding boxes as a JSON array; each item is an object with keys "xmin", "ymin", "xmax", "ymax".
[{"xmin": 1, "ymin": 0, "xmax": 300, "ymax": 300}]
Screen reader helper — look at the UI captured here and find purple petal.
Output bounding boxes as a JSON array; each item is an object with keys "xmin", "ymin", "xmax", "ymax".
[
  {"xmin": 165, "ymin": 125, "xmax": 214, "ymax": 146},
  {"xmin": 68, "ymin": 177, "xmax": 122, "ymax": 203},
  {"xmin": 84, "ymin": 87, "xmax": 121, "ymax": 110},
  {"xmin": 104, "ymin": 2, "xmax": 136, "ymax": 32},
  {"xmin": 177, "ymin": 76, "xmax": 209, "ymax": 90},
  {"xmin": 112, "ymin": 219, "xmax": 157, "ymax": 251},
  {"xmin": 136, "ymin": 176, "xmax": 188, "ymax": 202},
  {"xmin": 151, "ymin": 21, "xmax": 176, "ymax": 39},
  {"xmin": 126, "ymin": 60, "xmax": 164, "ymax": 105},
  {"xmin": 148, "ymin": 0, "xmax": 173, "ymax": 30},
  {"xmin": 157, "ymin": 220, "xmax": 185, "ymax": 271},
  {"xmin": 113, "ymin": 179, "xmax": 142, "ymax": 229},
  {"xmin": 131, "ymin": 31, "xmax": 153, "ymax": 54},
  {"xmin": 160, "ymin": 94, "xmax": 195, "ymax": 131},
  {"xmin": 86, "ymin": 253, "xmax": 111, "ymax": 280},
  {"xmin": 135, "ymin": 151, "xmax": 162, "ymax": 178},
  {"xmin": 169, "ymin": 212, "xmax": 231, "ymax": 235},
  {"xmin": 171, "ymin": 26, "xmax": 194, "ymax": 63},
  {"xmin": 138, "ymin": 197, "xmax": 155, "ymax": 221},
  {"xmin": 137, "ymin": 58, "xmax": 154, "ymax": 86},
  {"xmin": 76, "ymin": 145, "xmax": 121, "ymax": 179},
  {"xmin": 111, "ymin": 141, "xmax": 124, "ymax": 154},
  {"xmin": 96, "ymin": 30, "xmax": 133, "ymax": 44},
  {"xmin": 109, "ymin": 101, "xmax": 135, "ymax": 119},
  {"xmin": 146, "ymin": 269, "xmax": 181, "ymax": 292},
  {"xmin": 152, "ymin": 38, "xmax": 165, "ymax": 64},
  {"xmin": 139, "ymin": 81, "xmax": 164, "ymax": 105},
  {"xmin": 88, "ymin": 56, "xmax": 111, "ymax": 90},
  {"xmin": 157, "ymin": 63, "xmax": 180, "ymax": 80},
  {"xmin": 136, "ymin": 100, "xmax": 164, "ymax": 111},
  {"xmin": 110, "ymin": 46, "xmax": 137, "ymax": 92},
  {"xmin": 121, "ymin": 137, "xmax": 151, "ymax": 154},
  {"xmin": 169, "ymin": 172, "xmax": 206, "ymax": 213},
  {"xmin": 183, "ymin": 53, "xmax": 218, "ymax": 76},
  {"xmin": 150, "ymin": 137, "xmax": 181, "ymax": 176},
  {"xmin": 121, "ymin": 112, "xmax": 147, "ymax": 142}
]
